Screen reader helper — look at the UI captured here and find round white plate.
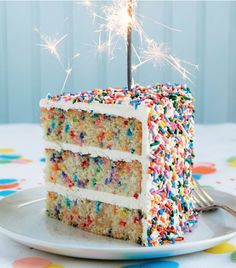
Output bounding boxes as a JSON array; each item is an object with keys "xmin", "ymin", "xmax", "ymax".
[{"xmin": 0, "ymin": 187, "xmax": 235, "ymax": 260}]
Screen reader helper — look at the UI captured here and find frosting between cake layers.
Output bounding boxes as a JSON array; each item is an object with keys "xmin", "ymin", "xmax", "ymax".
[
  {"xmin": 44, "ymin": 141, "xmax": 143, "ymax": 162},
  {"xmin": 46, "ymin": 181, "xmax": 146, "ymax": 210},
  {"xmin": 40, "ymin": 98, "xmax": 149, "ymax": 124}
]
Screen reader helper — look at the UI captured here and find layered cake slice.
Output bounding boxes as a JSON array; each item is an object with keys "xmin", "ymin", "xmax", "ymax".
[{"xmin": 40, "ymin": 84, "xmax": 197, "ymax": 246}]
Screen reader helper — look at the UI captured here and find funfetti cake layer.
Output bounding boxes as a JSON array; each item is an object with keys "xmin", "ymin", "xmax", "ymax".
[
  {"xmin": 40, "ymin": 84, "xmax": 198, "ymax": 247},
  {"xmin": 45, "ymin": 149, "xmax": 142, "ymax": 197},
  {"xmin": 40, "ymin": 108, "xmax": 143, "ymax": 155},
  {"xmin": 47, "ymin": 191, "xmax": 144, "ymax": 244}
]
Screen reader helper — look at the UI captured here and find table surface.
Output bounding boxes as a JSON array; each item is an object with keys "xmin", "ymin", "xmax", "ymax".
[{"xmin": 0, "ymin": 124, "xmax": 236, "ymax": 268}]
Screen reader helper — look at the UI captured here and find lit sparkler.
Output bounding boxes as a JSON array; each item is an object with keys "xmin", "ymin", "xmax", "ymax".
[
  {"xmin": 84, "ymin": 0, "xmax": 198, "ymax": 82},
  {"xmin": 92, "ymin": 0, "xmax": 139, "ymax": 89},
  {"xmin": 94, "ymin": 0, "xmax": 142, "ymax": 58},
  {"xmin": 127, "ymin": 0, "xmax": 132, "ymax": 91}
]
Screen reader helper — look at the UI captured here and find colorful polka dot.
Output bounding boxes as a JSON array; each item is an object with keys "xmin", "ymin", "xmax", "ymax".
[
  {"xmin": 40, "ymin": 157, "xmax": 46, "ymax": 162},
  {"xmin": 231, "ymin": 251, "xmax": 236, "ymax": 262},
  {"xmin": 227, "ymin": 157, "xmax": 236, "ymax": 168},
  {"xmin": 12, "ymin": 159, "xmax": 32, "ymax": 164},
  {"xmin": 193, "ymin": 162, "xmax": 216, "ymax": 175},
  {"xmin": 193, "ymin": 174, "xmax": 202, "ymax": 180},
  {"xmin": 0, "ymin": 149, "xmax": 32, "ymax": 165},
  {"xmin": 0, "ymin": 178, "xmax": 17, "ymax": 184},
  {"xmin": 0, "ymin": 154, "xmax": 22, "ymax": 164},
  {"xmin": 12, "ymin": 257, "xmax": 51, "ymax": 268},
  {"xmin": 121, "ymin": 261, "xmax": 179, "ymax": 268},
  {"xmin": 0, "ymin": 190, "xmax": 16, "ymax": 197},
  {"xmin": 0, "ymin": 154, "xmax": 21, "ymax": 160},
  {"xmin": 0, "ymin": 182, "xmax": 19, "ymax": 190},
  {"xmin": 205, "ymin": 242, "xmax": 236, "ymax": 254},
  {"xmin": 0, "ymin": 178, "xmax": 19, "ymax": 197},
  {"xmin": 0, "ymin": 159, "xmax": 11, "ymax": 164},
  {"xmin": 0, "ymin": 148, "xmax": 15, "ymax": 153},
  {"xmin": 47, "ymin": 265, "xmax": 64, "ymax": 268}
]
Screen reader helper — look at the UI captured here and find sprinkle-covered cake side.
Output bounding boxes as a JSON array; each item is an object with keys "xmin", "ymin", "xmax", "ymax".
[{"xmin": 143, "ymin": 85, "xmax": 197, "ymax": 246}]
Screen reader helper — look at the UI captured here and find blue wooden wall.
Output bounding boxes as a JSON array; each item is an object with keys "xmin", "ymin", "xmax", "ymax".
[{"xmin": 0, "ymin": 1, "xmax": 236, "ymax": 124}]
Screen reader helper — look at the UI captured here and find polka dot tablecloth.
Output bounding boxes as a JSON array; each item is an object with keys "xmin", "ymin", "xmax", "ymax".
[{"xmin": 0, "ymin": 124, "xmax": 236, "ymax": 268}]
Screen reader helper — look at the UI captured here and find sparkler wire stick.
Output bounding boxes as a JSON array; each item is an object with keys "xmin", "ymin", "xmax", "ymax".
[{"xmin": 127, "ymin": 0, "xmax": 132, "ymax": 91}]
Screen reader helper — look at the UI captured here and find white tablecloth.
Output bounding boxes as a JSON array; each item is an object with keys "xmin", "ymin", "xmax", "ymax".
[{"xmin": 0, "ymin": 124, "xmax": 236, "ymax": 268}]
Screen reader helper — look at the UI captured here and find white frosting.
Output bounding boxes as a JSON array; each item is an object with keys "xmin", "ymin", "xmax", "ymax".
[
  {"xmin": 40, "ymin": 98, "xmax": 148, "ymax": 122},
  {"xmin": 46, "ymin": 181, "xmax": 143, "ymax": 210},
  {"xmin": 41, "ymin": 97, "xmax": 151, "ymax": 244},
  {"xmin": 45, "ymin": 141, "xmax": 143, "ymax": 162}
]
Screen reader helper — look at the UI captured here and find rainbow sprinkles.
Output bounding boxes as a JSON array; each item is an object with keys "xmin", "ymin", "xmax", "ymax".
[{"xmin": 40, "ymin": 83, "xmax": 198, "ymax": 246}]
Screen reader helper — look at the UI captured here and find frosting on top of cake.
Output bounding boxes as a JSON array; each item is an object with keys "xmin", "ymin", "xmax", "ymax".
[{"xmin": 40, "ymin": 83, "xmax": 193, "ymax": 110}]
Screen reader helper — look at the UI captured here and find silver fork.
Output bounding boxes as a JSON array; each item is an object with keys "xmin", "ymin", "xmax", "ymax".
[{"xmin": 192, "ymin": 180, "xmax": 236, "ymax": 217}]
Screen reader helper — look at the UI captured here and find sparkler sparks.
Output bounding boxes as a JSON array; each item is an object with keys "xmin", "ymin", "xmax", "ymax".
[
  {"xmin": 95, "ymin": 33, "xmax": 107, "ymax": 54},
  {"xmin": 141, "ymin": 39, "xmax": 198, "ymax": 82},
  {"xmin": 34, "ymin": 27, "xmax": 80, "ymax": 93},
  {"xmin": 73, "ymin": 52, "xmax": 81, "ymax": 59},
  {"xmin": 34, "ymin": 28, "xmax": 67, "ymax": 66},
  {"xmin": 131, "ymin": 39, "xmax": 198, "ymax": 82},
  {"xmin": 93, "ymin": 0, "xmax": 142, "ymax": 58},
  {"xmin": 86, "ymin": 0, "xmax": 198, "ymax": 82},
  {"xmin": 78, "ymin": 0, "xmax": 92, "ymax": 8},
  {"xmin": 35, "ymin": 0, "xmax": 198, "ymax": 96},
  {"xmin": 61, "ymin": 67, "xmax": 73, "ymax": 94}
]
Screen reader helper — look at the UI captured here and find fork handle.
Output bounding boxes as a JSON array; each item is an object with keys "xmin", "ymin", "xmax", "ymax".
[{"xmin": 215, "ymin": 203, "xmax": 236, "ymax": 217}]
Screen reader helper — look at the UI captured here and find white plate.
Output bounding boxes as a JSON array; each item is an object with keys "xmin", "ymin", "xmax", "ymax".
[{"xmin": 0, "ymin": 187, "xmax": 235, "ymax": 260}]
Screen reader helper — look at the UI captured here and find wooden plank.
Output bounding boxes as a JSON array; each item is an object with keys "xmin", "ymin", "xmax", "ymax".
[
  {"xmin": 31, "ymin": 1, "xmax": 41, "ymax": 123},
  {"xmin": 134, "ymin": 0, "xmax": 165, "ymax": 86},
  {"xmin": 72, "ymin": 1, "xmax": 104, "ymax": 90},
  {"xmin": 204, "ymin": 1, "xmax": 231, "ymax": 123},
  {"xmin": 0, "ymin": 2, "xmax": 8, "ymax": 123},
  {"xmin": 63, "ymin": 1, "xmax": 74, "ymax": 91},
  {"xmin": 39, "ymin": 2, "xmax": 66, "ymax": 97},
  {"xmin": 171, "ymin": 1, "xmax": 198, "ymax": 84},
  {"xmin": 228, "ymin": 1, "xmax": 236, "ymax": 123},
  {"xmin": 172, "ymin": 1, "xmax": 200, "ymax": 121},
  {"xmin": 5, "ymin": 2, "xmax": 33, "ymax": 123},
  {"xmin": 195, "ymin": 1, "xmax": 206, "ymax": 123},
  {"xmin": 162, "ymin": 1, "xmax": 173, "ymax": 83},
  {"xmin": 94, "ymin": 1, "xmax": 108, "ymax": 89}
]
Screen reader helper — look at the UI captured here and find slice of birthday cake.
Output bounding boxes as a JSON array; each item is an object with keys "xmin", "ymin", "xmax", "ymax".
[{"xmin": 40, "ymin": 84, "xmax": 197, "ymax": 246}]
